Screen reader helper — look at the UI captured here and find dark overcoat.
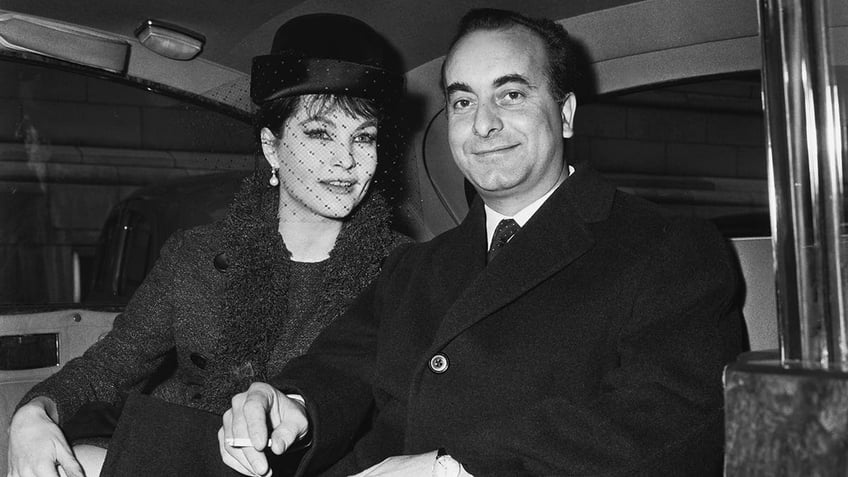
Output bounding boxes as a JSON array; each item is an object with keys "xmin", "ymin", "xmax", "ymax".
[
  {"xmin": 275, "ymin": 165, "xmax": 746, "ymax": 476},
  {"xmin": 22, "ymin": 176, "xmax": 410, "ymax": 424}
]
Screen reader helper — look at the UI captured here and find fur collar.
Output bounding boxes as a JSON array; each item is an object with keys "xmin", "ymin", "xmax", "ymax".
[{"xmin": 198, "ymin": 173, "xmax": 401, "ymax": 413}]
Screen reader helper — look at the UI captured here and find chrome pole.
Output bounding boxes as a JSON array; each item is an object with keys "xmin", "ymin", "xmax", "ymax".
[
  {"xmin": 760, "ymin": 0, "xmax": 846, "ymax": 367},
  {"xmin": 725, "ymin": 3, "xmax": 848, "ymax": 474}
]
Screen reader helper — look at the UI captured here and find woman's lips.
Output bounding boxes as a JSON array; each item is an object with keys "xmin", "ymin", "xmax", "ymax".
[{"xmin": 320, "ymin": 179, "xmax": 357, "ymax": 193}]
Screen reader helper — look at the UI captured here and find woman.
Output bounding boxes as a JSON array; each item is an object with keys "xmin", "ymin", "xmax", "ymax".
[{"xmin": 8, "ymin": 13, "xmax": 409, "ymax": 477}]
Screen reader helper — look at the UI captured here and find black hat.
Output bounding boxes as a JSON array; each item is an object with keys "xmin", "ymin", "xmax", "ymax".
[{"xmin": 250, "ymin": 13, "xmax": 404, "ymax": 105}]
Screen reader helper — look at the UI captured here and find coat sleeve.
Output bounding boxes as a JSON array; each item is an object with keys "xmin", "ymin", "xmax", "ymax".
[
  {"xmin": 268, "ymin": 243, "xmax": 416, "ymax": 476},
  {"xmin": 19, "ymin": 231, "xmax": 192, "ymax": 425},
  {"xmin": 455, "ymin": 219, "xmax": 745, "ymax": 476}
]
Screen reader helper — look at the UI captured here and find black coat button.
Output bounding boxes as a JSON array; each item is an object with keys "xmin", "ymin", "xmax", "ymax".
[
  {"xmin": 213, "ymin": 252, "xmax": 229, "ymax": 271},
  {"xmin": 190, "ymin": 352, "xmax": 208, "ymax": 369},
  {"xmin": 429, "ymin": 353, "xmax": 449, "ymax": 373}
]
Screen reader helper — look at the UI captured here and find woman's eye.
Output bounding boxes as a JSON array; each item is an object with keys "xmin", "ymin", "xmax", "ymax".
[
  {"xmin": 305, "ymin": 129, "xmax": 332, "ymax": 140},
  {"xmin": 353, "ymin": 132, "xmax": 377, "ymax": 144}
]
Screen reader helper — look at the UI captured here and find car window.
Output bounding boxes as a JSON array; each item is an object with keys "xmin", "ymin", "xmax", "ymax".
[
  {"xmin": 0, "ymin": 58, "xmax": 255, "ymax": 309},
  {"xmin": 84, "ymin": 170, "xmax": 250, "ymax": 304},
  {"xmin": 574, "ymin": 72, "xmax": 768, "ymax": 236}
]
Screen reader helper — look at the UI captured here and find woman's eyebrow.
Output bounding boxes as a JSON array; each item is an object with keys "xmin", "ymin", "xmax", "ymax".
[
  {"xmin": 299, "ymin": 115, "xmax": 335, "ymax": 127},
  {"xmin": 355, "ymin": 119, "xmax": 378, "ymax": 130}
]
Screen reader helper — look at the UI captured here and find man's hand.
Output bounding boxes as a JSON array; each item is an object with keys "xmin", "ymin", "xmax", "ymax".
[
  {"xmin": 219, "ymin": 382, "xmax": 309, "ymax": 477},
  {"xmin": 7, "ymin": 398, "xmax": 84, "ymax": 477}
]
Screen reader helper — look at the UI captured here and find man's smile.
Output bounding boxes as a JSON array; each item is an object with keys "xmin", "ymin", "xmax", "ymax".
[{"xmin": 471, "ymin": 144, "xmax": 520, "ymax": 156}]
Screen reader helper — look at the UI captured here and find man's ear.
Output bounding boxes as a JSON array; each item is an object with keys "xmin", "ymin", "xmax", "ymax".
[
  {"xmin": 561, "ymin": 93, "xmax": 577, "ymax": 139},
  {"xmin": 260, "ymin": 127, "xmax": 280, "ymax": 169}
]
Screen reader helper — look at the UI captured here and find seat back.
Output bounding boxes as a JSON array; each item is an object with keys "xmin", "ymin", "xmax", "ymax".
[{"xmin": 728, "ymin": 237, "xmax": 778, "ymax": 351}]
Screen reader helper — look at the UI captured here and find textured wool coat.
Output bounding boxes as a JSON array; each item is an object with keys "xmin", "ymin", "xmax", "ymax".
[
  {"xmin": 274, "ymin": 165, "xmax": 746, "ymax": 477},
  {"xmin": 22, "ymin": 174, "xmax": 410, "ymax": 425}
]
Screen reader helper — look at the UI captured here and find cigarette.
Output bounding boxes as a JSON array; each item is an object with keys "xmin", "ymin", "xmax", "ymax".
[{"xmin": 225, "ymin": 437, "xmax": 273, "ymax": 448}]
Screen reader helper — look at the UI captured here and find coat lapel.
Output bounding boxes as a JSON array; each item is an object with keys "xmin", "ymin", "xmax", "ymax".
[
  {"xmin": 430, "ymin": 166, "xmax": 617, "ymax": 349},
  {"xmin": 430, "ymin": 198, "xmax": 487, "ymax": 316}
]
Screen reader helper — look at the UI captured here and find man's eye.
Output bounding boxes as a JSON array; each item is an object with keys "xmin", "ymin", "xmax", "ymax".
[
  {"xmin": 353, "ymin": 132, "xmax": 377, "ymax": 144},
  {"xmin": 305, "ymin": 129, "xmax": 332, "ymax": 140},
  {"xmin": 452, "ymin": 98, "xmax": 472, "ymax": 111},
  {"xmin": 502, "ymin": 91, "xmax": 525, "ymax": 104}
]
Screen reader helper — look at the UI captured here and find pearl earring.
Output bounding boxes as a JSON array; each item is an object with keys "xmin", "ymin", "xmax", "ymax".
[{"xmin": 269, "ymin": 168, "xmax": 279, "ymax": 187}]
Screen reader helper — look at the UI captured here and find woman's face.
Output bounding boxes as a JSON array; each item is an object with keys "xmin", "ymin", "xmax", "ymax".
[{"xmin": 262, "ymin": 97, "xmax": 379, "ymax": 222}]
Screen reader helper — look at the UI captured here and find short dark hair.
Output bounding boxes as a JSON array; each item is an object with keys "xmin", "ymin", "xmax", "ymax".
[
  {"xmin": 441, "ymin": 8, "xmax": 580, "ymax": 105},
  {"xmin": 255, "ymin": 93, "xmax": 380, "ymax": 141}
]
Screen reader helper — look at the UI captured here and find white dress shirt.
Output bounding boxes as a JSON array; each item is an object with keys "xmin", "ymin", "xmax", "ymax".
[{"xmin": 484, "ymin": 165, "xmax": 574, "ymax": 249}]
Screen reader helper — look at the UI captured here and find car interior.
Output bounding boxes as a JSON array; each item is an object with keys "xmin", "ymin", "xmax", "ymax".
[{"xmin": 0, "ymin": 0, "xmax": 777, "ymax": 473}]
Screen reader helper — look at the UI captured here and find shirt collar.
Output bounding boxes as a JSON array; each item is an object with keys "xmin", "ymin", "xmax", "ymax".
[{"xmin": 484, "ymin": 165, "xmax": 574, "ymax": 248}]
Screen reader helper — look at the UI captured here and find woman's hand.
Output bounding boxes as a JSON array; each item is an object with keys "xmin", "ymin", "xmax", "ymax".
[{"xmin": 7, "ymin": 398, "xmax": 84, "ymax": 477}]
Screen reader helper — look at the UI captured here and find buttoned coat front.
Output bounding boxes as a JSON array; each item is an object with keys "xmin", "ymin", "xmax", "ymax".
[
  {"xmin": 277, "ymin": 165, "xmax": 745, "ymax": 477},
  {"xmin": 22, "ymin": 177, "xmax": 409, "ymax": 425}
]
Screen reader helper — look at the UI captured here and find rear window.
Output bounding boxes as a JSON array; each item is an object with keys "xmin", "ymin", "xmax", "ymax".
[
  {"xmin": 574, "ymin": 73, "xmax": 768, "ymax": 236},
  {"xmin": 0, "ymin": 58, "xmax": 255, "ymax": 309}
]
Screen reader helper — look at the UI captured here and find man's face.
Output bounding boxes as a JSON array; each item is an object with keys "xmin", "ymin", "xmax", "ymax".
[{"xmin": 443, "ymin": 26, "xmax": 575, "ymax": 214}]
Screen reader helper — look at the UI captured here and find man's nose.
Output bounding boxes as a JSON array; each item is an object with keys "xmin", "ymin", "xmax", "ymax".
[{"xmin": 472, "ymin": 102, "xmax": 503, "ymax": 138}]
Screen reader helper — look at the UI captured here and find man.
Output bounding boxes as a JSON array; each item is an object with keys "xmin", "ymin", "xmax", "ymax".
[{"xmin": 220, "ymin": 8, "xmax": 744, "ymax": 476}]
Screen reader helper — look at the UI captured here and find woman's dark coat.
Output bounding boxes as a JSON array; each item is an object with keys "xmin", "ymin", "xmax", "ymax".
[{"xmin": 22, "ymin": 174, "xmax": 410, "ymax": 423}]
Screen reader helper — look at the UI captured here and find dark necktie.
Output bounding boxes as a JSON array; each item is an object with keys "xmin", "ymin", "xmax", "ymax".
[{"xmin": 487, "ymin": 219, "xmax": 521, "ymax": 263}]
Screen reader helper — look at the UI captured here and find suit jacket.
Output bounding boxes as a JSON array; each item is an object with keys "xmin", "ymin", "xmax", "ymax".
[{"xmin": 276, "ymin": 165, "xmax": 745, "ymax": 476}]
